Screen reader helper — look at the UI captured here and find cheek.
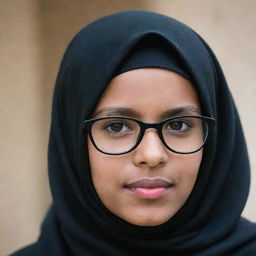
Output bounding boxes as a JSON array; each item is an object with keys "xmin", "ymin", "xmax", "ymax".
[
  {"xmin": 88, "ymin": 141, "xmax": 111, "ymax": 185},
  {"xmin": 175, "ymin": 150, "xmax": 202, "ymax": 195},
  {"xmin": 88, "ymin": 141, "xmax": 124, "ymax": 202}
]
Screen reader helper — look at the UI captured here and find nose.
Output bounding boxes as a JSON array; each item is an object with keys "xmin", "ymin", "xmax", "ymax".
[{"xmin": 133, "ymin": 129, "xmax": 169, "ymax": 168}]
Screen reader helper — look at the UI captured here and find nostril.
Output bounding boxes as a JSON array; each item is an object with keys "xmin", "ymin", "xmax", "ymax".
[{"xmin": 137, "ymin": 151, "xmax": 167, "ymax": 168}]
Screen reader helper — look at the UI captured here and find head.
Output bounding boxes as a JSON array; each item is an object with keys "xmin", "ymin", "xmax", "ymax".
[
  {"xmin": 45, "ymin": 10, "xmax": 250, "ymax": 255},
  {"xmin": 87, "ymin": 67, "xmax": 205, "ymax": 226},
  {"xmin": 85, "ymin": 37, "xmax": 214, "ymax": 226}
]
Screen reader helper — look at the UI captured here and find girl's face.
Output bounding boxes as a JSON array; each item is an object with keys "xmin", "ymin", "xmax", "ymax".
[{"xmin": 88, "ymin": 68, "xmax": 202, "ymax": 226}]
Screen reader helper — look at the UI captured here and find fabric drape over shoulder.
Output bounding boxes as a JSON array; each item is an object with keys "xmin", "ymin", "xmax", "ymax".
[{"xmin": 12, "ymin": 10, "xmax": 256, "ymax": 256}]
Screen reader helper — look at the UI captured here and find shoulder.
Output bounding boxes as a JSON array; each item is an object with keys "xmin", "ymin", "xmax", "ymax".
[
  {"xmin": 229, "ymin": 218, "xmax": 256, "ymax": 255},
  {"xmin": 10, "ymin": 244, "xmax": 36, "ymax": 256}
]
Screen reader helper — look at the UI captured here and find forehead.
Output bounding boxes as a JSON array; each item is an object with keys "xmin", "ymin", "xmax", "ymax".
[{"xmin": 93, "ymin": 68, "xmax": 200, "ymax": 120}]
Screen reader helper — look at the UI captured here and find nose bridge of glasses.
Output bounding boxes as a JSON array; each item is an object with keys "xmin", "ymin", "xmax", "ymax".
[
  {"xmin": 138, "ymin": 121, "xmax": 164, "ymax": 146},
  {"xmin": 141, "ymin": 120, "xmax": 162, "ymax": 130},
  {"xmin": 139, "ymin": 121, "xmax": 163, "ymax": 138}
]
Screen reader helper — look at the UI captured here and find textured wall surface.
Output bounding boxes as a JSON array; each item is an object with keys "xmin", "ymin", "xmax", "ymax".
[{"xmin": 1, "ymin": 0, "xmax": 255, "ymax": 255}]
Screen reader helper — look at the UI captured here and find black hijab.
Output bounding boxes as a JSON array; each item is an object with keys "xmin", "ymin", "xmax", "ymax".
[{"xmin": 12, "ymin": 10, "xmax": 256, "ymax": 256}]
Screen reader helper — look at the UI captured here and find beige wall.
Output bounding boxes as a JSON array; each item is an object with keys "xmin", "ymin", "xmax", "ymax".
[{"xmin": 1, "ymin": 1, "xmax": 255, "ymax": 255}]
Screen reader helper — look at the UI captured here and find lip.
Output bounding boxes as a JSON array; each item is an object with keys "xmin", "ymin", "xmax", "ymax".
[{"xmin": 124, "ymin": 178, "xmax": 173, "ymax": 199}]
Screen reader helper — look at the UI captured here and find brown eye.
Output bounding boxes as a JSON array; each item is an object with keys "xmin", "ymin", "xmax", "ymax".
[
  {"xmin": 169, "ymin": 121, "xmax": 183, "ymax": 130},
  {"xmin": 104, "ymin": 121, "xmax": 132, "ymax": 134},
  {"xmin": 108, "ymin": 122, "xmax": 125, "ymax": 133},
  {"xmin": 165, "ymin": 119, "xmax": 191, "ymax": 132}
]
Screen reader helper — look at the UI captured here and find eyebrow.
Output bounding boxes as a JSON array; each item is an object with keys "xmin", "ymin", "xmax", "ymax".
[
  {"xmin": 93, "ymin": 106, "xmax": 201, "ymax": 119},
  {"xmin": 93, "ymin": 107, "xmax": 138, "ymax": 117},
  {"xmin": 160, "ymin": 106, "xmax": 201, "ymax": 119}
]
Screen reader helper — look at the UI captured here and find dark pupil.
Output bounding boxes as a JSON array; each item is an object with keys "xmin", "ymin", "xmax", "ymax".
[
  {"xmin": 170, "ymin": 121, "xmax": 182, "ymax": 130},
  {"xmin": 110, "ymin": 123, "xmax": 123, "ymax": 132}
]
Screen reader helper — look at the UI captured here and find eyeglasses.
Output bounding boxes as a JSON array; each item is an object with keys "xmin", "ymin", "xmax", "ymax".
[{"xmin": 83, "ymin": 115, "xmax": 215, "ymax": 155}]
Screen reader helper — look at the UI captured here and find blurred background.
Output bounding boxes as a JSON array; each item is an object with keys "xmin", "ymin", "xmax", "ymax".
[{"xmin": 1, "ymin": 0, "xmax": 255, "ymax": 255}]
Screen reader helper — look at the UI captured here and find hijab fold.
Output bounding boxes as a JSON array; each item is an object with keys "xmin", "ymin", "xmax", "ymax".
[{"xmin": 12, "ymin": 10, "xmax": 256, "ymax": 256}]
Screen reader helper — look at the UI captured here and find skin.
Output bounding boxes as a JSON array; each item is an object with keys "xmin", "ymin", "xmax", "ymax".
[{"xmin": 88, "ymin": 68, "xmax": 202, "ymax": 226}]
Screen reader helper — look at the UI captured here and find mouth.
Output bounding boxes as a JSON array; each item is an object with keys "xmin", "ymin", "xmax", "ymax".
[{"xmin": 124, "ymin": 178, "xmax": 173, "ymax": 199}]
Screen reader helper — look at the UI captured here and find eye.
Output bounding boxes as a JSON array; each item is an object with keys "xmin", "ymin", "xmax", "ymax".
[
  {"xmin": 105, "ymin": 121, "xmax": 131, "ymax": 134},
  {"xmin": 165, "ymin": 120, "xmax": 191, "ymax": 132}
]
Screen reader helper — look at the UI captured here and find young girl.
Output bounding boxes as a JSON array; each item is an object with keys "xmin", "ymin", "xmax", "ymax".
[{"xmin": 12, "ymin": 10, "xmax": 256, "ymax": 255}]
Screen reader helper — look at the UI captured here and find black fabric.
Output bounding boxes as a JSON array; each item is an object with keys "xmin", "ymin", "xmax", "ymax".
[
  {"xmin": 12, "ymin": 10, "xmax": 256, "ymax": 256},
  {"xmin": 115, "ymin": 38, "xmax": 191, "ymax": 81}
]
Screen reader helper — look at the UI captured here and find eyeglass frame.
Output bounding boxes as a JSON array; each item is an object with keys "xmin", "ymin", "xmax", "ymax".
[{"xmin": 82, "ymin": 115, "xmax": 216, "ymax": 155}]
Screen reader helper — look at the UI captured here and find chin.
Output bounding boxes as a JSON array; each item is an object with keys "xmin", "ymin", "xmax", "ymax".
[
  {"xmin": 130, "ymin": 218, "xmax": 169, "ymax": 227},
  {"xmin": 124, "ymin": 211, "xmax": 175, "ymax": 227}
]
